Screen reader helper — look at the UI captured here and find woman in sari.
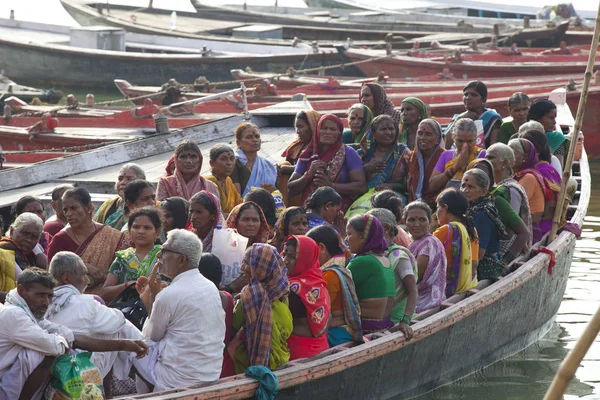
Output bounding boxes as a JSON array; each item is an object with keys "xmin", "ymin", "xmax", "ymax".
[
  {"xmin": 205, "ymin": 144, "xmax": 242, "ymax": 214},
  {"xmin": 288, "ymin": 114, "xmax": 367, "ymax": 211},
  {"xmin": 341, "ymin": 103, "xmax": 374, "ymax": 145},
  {"xmin": 371, "ymin": 190, "xmax": 411, "ymax": 247},
  {"xmin": 527, "ymin": 99, "xmax": 569, "ymax": 166},
  {"xmin": 358, "ymin": 115, "xmax": 410, "ymax": 192},
  {"xmin": 461, "ymin": 169, "xmax": 507, "ymax": 280},
  {"xmin": 158, "ymin": 197, "xmax": 189, "ymax": 242},
  {"xmin": 407, "ymin": 119, "xmax": 446, "ymax": 210},
  {"xmin": 0, "ymin": 213, "xmax": 44, "ymax": 270},
  {"xmin": 433, "ymin": 189, "xmax": 478, "ymax": 297},
  {"xmin": 283, "ymin": 235, "xmax": 331, "ymax": 359},
  {"xmin": 430, "ymin": 118, "xmax": 486, "ymax": 192},
  {"xmin": 269, "ymin": 207, "xmax": 309, "ymax": 252},
  {"xmin": 498, "ymin": 92, "xmax": 530, "ymax": 144},
  {"xmin": 12, "ymin": 196, "xmax": 51, "ymax": 253},
  {"xmin": 399, "ymin": 97, "xmax": 428, "ymax": 149},
  {"xmin": 157, "ymin": 141, "xmax": 220, "ymax": 201},
  {"xmin": 443, "ymin": 80, "xmax": 502, "ymax": 148},
  {"xmin": 226, "ymin": 202, "xmax": 271, "ymax": 247},
  {"xmin": 367, "ymin": 209, "xmax": 417, "ymax": 339},
  {"xmin": 101, "ymin": 207, "xmax": 162, "ymax": 303},
  {"xmin": 189, "ymin": 191, "xmax": 226, "ymax": 253},
  {"xmin": 230, "ymin": 123, "xmax": 277, "ymax": 197},
  {"xmin": 244, "ymin": 188, "xmax": 278, "ymax": 230},
  {"xmin": 94, "ymin": 163, "xmax": 146, "ymax": 227},
  {"xmin": 404, "ymin": 201, "xmax": 447, "ymax": 313},
  {"xmin": 116, "ymin": 179, "xmax": 157, "ymax": 232},
  {"xmin": 228, "ymin": 244, "xmax": 293, "ymax": 373},
  {"xmin": 508, "ymin": 138, "xmax": 561, "ymax": 242},
  {"xmin": 305, "ymin": 187, "xmax": 343, "ymax": 232},
  {"xmin": 47, "ymin": 188, "xmax": 130, "ymax": 295},
  {"xmin": 280, "ymin": 110, "xmax": 321, "ymax": 206},
  {"xmin": 306, "ymin": 225, "xmax": 362, "ymax": 347},
  {"xmin": 346, "ymin": 214, "xmax": 396, "ymax": 333},
  {"xmin": 359, "ymin": 83, "xmax": 402, "ymax": 126}
]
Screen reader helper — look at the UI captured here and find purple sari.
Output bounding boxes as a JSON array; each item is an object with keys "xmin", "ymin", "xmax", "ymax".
[{"xmin": 409, "ymin": 234, "xmax": 447, "ymax": 313}]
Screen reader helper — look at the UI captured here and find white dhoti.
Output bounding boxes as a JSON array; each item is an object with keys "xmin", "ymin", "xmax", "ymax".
[{"xmin": 0, "ymin": 348, "xmax": 46, "ymax": 400}]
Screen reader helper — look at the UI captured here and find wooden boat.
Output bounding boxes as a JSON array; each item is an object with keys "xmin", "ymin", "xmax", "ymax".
[{"xmin": 0, "ymin": 74, "xmax": 63, "ymax": 106}]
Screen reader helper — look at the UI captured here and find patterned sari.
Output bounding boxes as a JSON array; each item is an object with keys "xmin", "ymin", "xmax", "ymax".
[
  {"xmin": 205, "ymin": 175, "xmax": 242, "ymax": 215},
  {"xmin": 436, "ymin": 222, "xmax": 477, "ymax": 298},
  {"xmin": 387, "ymin": 244, "xmax": 418, "ymax": 323},
  {"xmin": 108, "ymin": 245, "xmax": 162, "ymax": 284},
  {"xmin": 0, "ymin": 248, "xmax": 16, "ymax": 292},
  {"xmin": 94, "ymin": 195, "xmax": 121, "ymax": 225},
  {"xmin": 0, "ymin": 238, "xmax": 36, "ymax": 270},
  {"xmin": 282, "ymin": 110, "xmax": 321, "ymax": 164},
  {"xmin": 341, "ymin": 104, "xmax": 374, "ymax": 145},
  {"xmin": 444, "ymin": 146, "xmax": 485, "ymax": 190},
  {"xmin": 156, "ymin": 152, "xmax": 220, "ymax": 201},
  {"xmin": 360, "ymin": 83, "xmax": 402, "ymax": 125},
  {"xmin": 225, "ymin": 202, "xmax": 271, "ymax": 246}
]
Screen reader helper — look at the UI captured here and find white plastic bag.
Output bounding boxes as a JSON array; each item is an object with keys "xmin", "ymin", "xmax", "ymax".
[{"xmin": 212, "ymin": 227, "xmax": 248, "ymax": 287}]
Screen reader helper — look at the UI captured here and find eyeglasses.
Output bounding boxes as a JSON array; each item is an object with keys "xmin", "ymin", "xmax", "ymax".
[{"xmin": 158, "ymin": 247, "xmax": 183, "ymax": 258}]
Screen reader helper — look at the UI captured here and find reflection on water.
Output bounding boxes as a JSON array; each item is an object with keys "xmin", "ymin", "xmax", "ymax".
[{"xmin": 414, "ymin": 160, "xmax": 600, "ymax": 400}]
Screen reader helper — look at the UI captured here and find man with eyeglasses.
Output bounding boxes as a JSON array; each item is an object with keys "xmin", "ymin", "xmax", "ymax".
[{"xmin": 134, "ymin": 229, "xmax": 225, "ymax": 393}]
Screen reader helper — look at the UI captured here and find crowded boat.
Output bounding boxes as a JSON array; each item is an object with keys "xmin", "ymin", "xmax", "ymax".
[{"xmin": 0, "ymin": 80, "xmax": 580, "ymax": 399}]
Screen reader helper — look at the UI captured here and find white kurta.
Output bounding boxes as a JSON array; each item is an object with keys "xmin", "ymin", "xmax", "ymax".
[{"xmin": 138, "ymin": 268, "xmax": 225, "ymax": 391}]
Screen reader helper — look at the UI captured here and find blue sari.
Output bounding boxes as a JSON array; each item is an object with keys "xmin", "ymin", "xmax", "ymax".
[
  {"xmin": 358, "ymin": 129, "xmax": 409, "ymax": 190},
  {"xmin": 235, "ymin": 149, "xmax": 277, "ymax": 197}
]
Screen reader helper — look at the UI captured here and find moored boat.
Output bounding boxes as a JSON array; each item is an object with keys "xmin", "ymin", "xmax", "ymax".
[{"xmin": 0, "ymin": 74, "xmax": 63, "ymax": 106}]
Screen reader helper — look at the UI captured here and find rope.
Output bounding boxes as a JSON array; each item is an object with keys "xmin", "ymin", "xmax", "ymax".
[{"xmin": 1, "ymin": 140, "xmax": 123, "ymax": 155}]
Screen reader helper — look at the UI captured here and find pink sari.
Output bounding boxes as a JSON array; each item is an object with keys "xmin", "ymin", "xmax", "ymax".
[{"xmin": 157, "ymin": 167, "xmax": 220, "ymax": 201}]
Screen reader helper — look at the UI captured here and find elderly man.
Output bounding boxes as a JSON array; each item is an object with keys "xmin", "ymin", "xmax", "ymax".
[
  {"xmin": 135, "ymin": 229, "xmax": 225, "ymax": 393},
  {"xmin": 0, "ymin": 212, "xmax": 45, "ymax": 269},
  {"xmin": 46, "ymin": 251, "xmax": 143, "ymax": 382},
  {"xmin": 0, "ymin": 268, "xmax": 148, "ymax": 400}
]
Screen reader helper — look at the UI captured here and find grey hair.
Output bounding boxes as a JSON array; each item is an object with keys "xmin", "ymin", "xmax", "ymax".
[
  {"xmin": 165, "ymin": 229, "xmax": 203, "ymax": 268},
  {"xmin": 517, "ymin": 120, "xmax": 544, "ymax": 135},
  {"xmin": 118, "ymin": 163, "xmax": 146, "ymax": 180},
  {"xmin": 487, "ymin": 143, "xmax": 515, "ymax": 169},
  {"xmin": 452, "ymin": 118, "xmax": 478, "ymax": 138},
  {"xmin": 508, "ymin": 138, "xmax": 526, "ymax": 159},
  {"xmin": 366, "ymin": 208, "xmax": 399, "ymax": 237},
  {"xmin": 11, "ymin": 212, "xmax": 43, "ymax": 232},
  {"xmin": 463, "ymin": 168, "xmax": 490, "ymax": 191},
  {"xmin": 49, "ymin": 251, "xmax": 86, "ymax": 282}
]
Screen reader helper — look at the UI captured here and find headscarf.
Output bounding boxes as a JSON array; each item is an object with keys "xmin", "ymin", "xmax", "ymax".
[
  {"xmin": 467, "ymin": 158, "xmax": 496, "ymax": 191},
  {"xmin": 345, "ymin": 103, "xmax": 374, "ymax": 144},
  {"xmin": 226, "ymin": 201, "xmax": 271, "ymax": 245},
  {"xmin": 193, "ymin": 191, "xmax": 226, "ymax": 253},
  {"xmin": 240, "ymin": 243, "xmax": 289, "ymax": 367},
  {"xmin": 360, "ymin": 83, "xmax": 401, "ymax": 125},
  {"xmin": 281, "ymin": 110, "xmax": 321, "ymax": 162},
  {"xmin": 407, "ymin": 118, "xmax": 444, "ymax": 206},
  {"xmin": 285, "ymin": 235, "xmax": 330, "ymax": 337},
  {"xmin": 514, "ymin": 139, "xmax": 558, "ymax": 201},
  {"xmin": 467, "ymin": 194, "xmax": 507, "ymax": 240},
  {"xmin": 399, "ymin": 97, "xmax": 428, "ymax": 146},
  {"xmin": 160, "ymin": 197, "xmax": 190, "ymax": 230},
  {"xmin": 356, "ymin": 214, "xmax": 389, "ymax": 256},
  {"xmin": 158, "ymin": 150, "xmax": 220, "ymax": 201},
  {"xmin": 165, "ymin": 154, "xmax": 176, "ymax": 176},
  {"xmin": 268, "ymin": 207, "xmax": 307, "ymax": 252}
]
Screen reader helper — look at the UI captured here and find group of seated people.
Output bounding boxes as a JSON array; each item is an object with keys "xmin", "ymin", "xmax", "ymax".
[{"xmin": 0, "ymin": 80, "xmax": 576, "ymax": 398}]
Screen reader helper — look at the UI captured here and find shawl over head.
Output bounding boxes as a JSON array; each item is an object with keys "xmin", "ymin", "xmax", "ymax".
[
  {"xmin": 193, "ymin": 191, "xmax": 226, "ymax": 252},
  {"xmin": 240, "ymin": 243, "xmax": 289, "ymax": 367},
  {"xmin": 360, "ymin": 83, "xmax": 401, "ymax": 125},
  {"xmin": 408, "ymin": 118, "xmax": 444, "ymax": 204},
  {"xmin": 281, "ymin": 110, "xmax": 321, "ymax": 161},
  {"xmin": 356, "ymin": 214, "xmax": 389, "ymax": 256},
  {"xmin": 226, "ymin": 201, "xmax": 271, "ymax": 245},
  {"xmin": 514, "ymin": 138, "xmax": 559, "ymax": 201},
  {"xmin": 347, "ymin": 103, "xmax": 374, "ymax": 144},
  {"xmin": 401, "ymin": 97, "xmax": 429, "ymax": 120}
]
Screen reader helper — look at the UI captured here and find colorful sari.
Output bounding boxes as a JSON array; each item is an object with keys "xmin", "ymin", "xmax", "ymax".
[
  {"xmin": 443, "ymin": 108, "xmax": 502, "ymax": 148},
  {"xmin": 94, "ymin": 195, "xmax": 121, "ymax": 225},
  {"xmin": 205, "ymin": 175, "xmax": 242, "ymax": 214},
  {"xmin": 360, "ymin": 83, "xmax": 401, "ymax": 125},
  {"xmin": 225, "ymin": 202, "xmax": 271, "ymax": 246},
  {"xmin": 268, "ymin": 207, "xmax": 307, "ymax": 252},
  {"xmin": 235, "ymin": 149, "xmax": 277, "ymax": 198},
  {"xmin": 398, "ymin": 97, "xmax": 429, "ymax": 147},
  {"xmin": 341, "ymin": 104, "xmax": 374, "ymax": 144},
  {"xmin": 282, "ymin": 110, "xmax": 321, "ymax": 164},
  {"xmin": 387, "ymin": 244, "xmax": 418, "ymax": 323},
  {"xmin": 156, "ymin": 151, "xmax": 220, "ymax": 201},
  {"xmin": 435, "ymin": 222, "xmax": 477, "ymax": 297},
  {"xmin": 232, "ymin": 243, "xmax": 292, "ymax": 371},
  {"xmin": 358, "ymin": 121, "xmax": 410, "ymax": 190},
  {"xmin": 47, "ymin": 225, "xmax": 131, "ymax": 295},
  {"xmin": 195, "ymin": 191, "xmax": 226, "ymax": 253},
  {"xmin": 0, "ymin": 238, "xmax": 36, "ymax": 270},
  {"xmin": 108, "ymin": 245, "xmax": 162, "ymax": 284},
  {"xmin": 546, "ymin": 130, "xmax": 568, "ymax": 154},
  {"xmin": 443, "ymin": 146, "xmax": 485, "ymax": 189},
  {"xmin": 104, "ymin": 208, "xmax": 127, "ymax": 230},
  {"xmin": 494, "ymin": 178, "xmax": 533, "ymax": 254},
  {"xmin": 409, "ymin": 234, "xmax": 447, "ymax": 313},
  {"xmin": 0, "ymin": 248, "xmax": 16, "ymax": 292},
  {"xmin": 286, "ymin": 235, "xmax": 331, "ymax": 359}
]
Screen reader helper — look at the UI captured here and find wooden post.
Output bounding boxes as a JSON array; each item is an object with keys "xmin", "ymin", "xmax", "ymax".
[
  {"xmin": 543, "ymin": 305, "xmax": 600, "ymax": 399},
  {"xmin": 549, "ymin": 0, "xmax": 600, "ymax": 241}
]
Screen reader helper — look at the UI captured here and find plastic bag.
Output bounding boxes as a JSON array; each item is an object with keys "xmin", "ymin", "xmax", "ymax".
[
  {"xmin": 47, "ymin": 352, "xmax": 104, "ymax": 400},
  {"xmin": 271, "ymin": 190, "xmax": 286, "ymax": 219},
  {"xmin": 345, "ymin": 188, "xmax": 376, "ymax": 219},
  {"xmin": 212, "ymin": 227, "xmax": 249, "ymax": 287}
]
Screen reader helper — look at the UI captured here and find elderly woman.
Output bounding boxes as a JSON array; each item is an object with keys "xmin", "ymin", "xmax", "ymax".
[
  {"xmin": 346, "ymin": 214, "xmax": 396, "ymax": 333},
  {"xmin": 116, "ymin": 180, "xmax": 157, "ymax": 231},
  {"xmin": 288, "ymin": 114, "xmax": 367, "ymax": 211},
  {"xmin": 269, "ymin": 207, "xmax": 308, "ymax": 252},
  {"xmin": 527, "ymin": 98, "xmax": 569, "ymax": 166},
  {"xmin": 430, "ymin": 118, "xmax": 486, "ymax": 192},
  {"xmin": 342, "ymin": 103, "xmax": 374, "ymax": 145},
  {"xmin": 94, "ymin": 163, "xmax": 146, "ymax": 225},
  {"xmin": 11, "ymin": 196, "xmax": 51, "ymax": 263},
  {"xmin": 498, "ymin": 92, "xmax": 531, "ymax": 144},
  {"xmin": 226, "ymin": 202, "xmax": 271, "ymax": 247},
  {"xmin": 444, "ymin": 81, "xmax": 502, "ymax": 148},
  {"xmin": 0, "ymin": 213, "xmax": 44, "ymax": 269},
  {"xmin": 367, "ymin": 208, "xmax": 417, "ymax": 339},
  {"xmin": 205, "ymin": 144, "xmax": 242, "ymax": 214},
  {"xmin": 358, "ymin": 115, "xmax": 410, "ymax": 192},
  {"xmin": 306, "ymin": 225, "xmax": 362, "ymax": 347},
  {"xmin": 359, "ymin": 83, "xmax": 402, "ymax": 126},
  {"xmin": 228, "ymin": 244, "xmax": 293, "ymax": 373},
  {"xmin": 509, "ymin": 138, "xmax": 561, "ymax": 243},
  {"xmin": 230, "ymin": 123, "xmax": 277, "ymax": 197},
  {"xmin": 404, "ymin": 201, "xmax": 447, "ymax": 313},
  {"xmin": 461, "ymin": 169, "xmax": 507, "ymax": 281},
  {"xmin": 157, "ymin": 141, "xmax": 219, "ymax": 201},
  {"xmin": 283, "ymin": 235, "xmax": 331, "ymax": 359},
  {"xmin": 399, "ymin": 97, "xmax": 428, "ymax": 149},
  {"xmin": 189, "ymin": 191, "xmax": 226, "ymax": 253},
  {"xmin": 47, "ymin": 188, "xmax": 130, "ymax": 294},
  {"xmin": 407, "ymin": 118, "xmax": 446, "ymax": 209}
]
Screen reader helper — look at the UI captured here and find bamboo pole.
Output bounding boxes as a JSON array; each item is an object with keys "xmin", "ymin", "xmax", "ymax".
[
  {"xmin": 549, "ymin": 0, "xmax": 600, "ymax": 241},
  {"xmin": 543, "ymin": 305, "xmax": 600, "ymax": 400}
]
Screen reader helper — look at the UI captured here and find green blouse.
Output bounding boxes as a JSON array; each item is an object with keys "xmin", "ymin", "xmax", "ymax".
[
  {"xmin": 347, "ymin": 254, "xmax": 396, "ymax": 300},
  {"xmin": 108, "ymin": 245, "xmax": 162, "ymax": 284}
]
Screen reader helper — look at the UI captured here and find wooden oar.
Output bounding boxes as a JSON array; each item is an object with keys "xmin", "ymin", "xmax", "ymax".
[{"xmin": 549, "ymin": 0, "xmax": 600, "ymax": 241}]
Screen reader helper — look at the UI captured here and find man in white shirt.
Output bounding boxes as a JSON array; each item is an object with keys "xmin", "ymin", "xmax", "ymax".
[
  {"xmin": 135, "ymin": 229, "xmax": 225, "ymax": 393},
  {"xmin": 0, "ymin": 268, "xmax": 148, "ymax": 400},
  {"xmin": 46, "ymin": 251, "xmax": 143, "ymax": 382}
]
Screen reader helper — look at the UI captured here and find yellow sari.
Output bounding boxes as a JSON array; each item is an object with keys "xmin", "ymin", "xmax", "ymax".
[
  {"xmin": 0, "ymin": 249, "xmax": 16, "ymax": 292},
  {"xmin": 444, "ymin": 146, "xmax": 485, "ymax": 181},
  {"xmin": 205, "ymin": 175, "xmax": 243, "ymax": 214}
]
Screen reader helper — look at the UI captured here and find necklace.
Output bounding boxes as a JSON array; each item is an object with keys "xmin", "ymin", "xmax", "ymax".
[{"xmin": 71, "ymin": 224, "xmax": 97, "ymax": 246}]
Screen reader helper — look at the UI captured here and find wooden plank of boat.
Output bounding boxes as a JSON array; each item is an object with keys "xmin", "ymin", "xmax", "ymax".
[
  {"xmin": 0, "ymin": 74, "xmax": 63, "ymax": 105},
  {"xmin": 105, "ymin": 87, "xmax": 589, "ymax": 400}
]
